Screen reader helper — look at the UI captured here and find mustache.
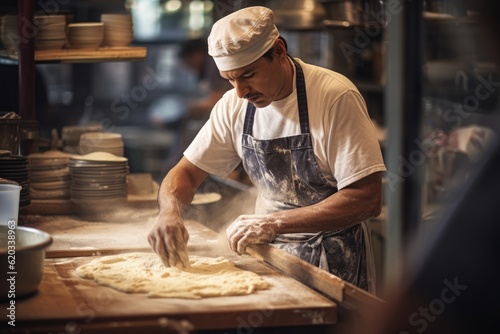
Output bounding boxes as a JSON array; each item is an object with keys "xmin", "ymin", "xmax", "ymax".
[{"xmin": 244, "ymin": 93, "xmax": 260, "ymax": 100}]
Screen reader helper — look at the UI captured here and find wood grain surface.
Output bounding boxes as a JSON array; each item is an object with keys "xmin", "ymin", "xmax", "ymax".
[
  {"xmin": 5, "ymin": 214, "xmax": 339, "ymax": 332},
  {"xmin": 2, "ymin": 252, "xmax": 337, "ymax": 332}
]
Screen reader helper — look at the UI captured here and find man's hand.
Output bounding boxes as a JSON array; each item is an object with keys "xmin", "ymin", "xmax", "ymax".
[
  {"xmin": 226, "ymin": 215, "xmax": 276, "ymax": 255},
  {"xmin": 148, "ymin": 212, "xmax": 190, "ymax": 269}
]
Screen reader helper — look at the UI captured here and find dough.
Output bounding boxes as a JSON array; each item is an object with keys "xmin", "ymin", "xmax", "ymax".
[{"xmin": 75, "ymin": 252, "xmax": 270, "ymax": 299}]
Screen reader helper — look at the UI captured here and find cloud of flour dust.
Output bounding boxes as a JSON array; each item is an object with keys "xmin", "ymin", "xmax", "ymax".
[{"xmin": 185, "ymin": 185, "xmax": 258, "ymax": 247}]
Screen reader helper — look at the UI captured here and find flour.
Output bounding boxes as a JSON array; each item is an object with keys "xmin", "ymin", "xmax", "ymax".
[{"xmin": 75, "ymin": 252, "xmax": 270, "ymax": 299}]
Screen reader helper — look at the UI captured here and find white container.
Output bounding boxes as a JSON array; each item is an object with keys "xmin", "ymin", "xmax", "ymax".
[{"xmin": 0, "ymin": 184, "xmax": 21, "ymax": 226}]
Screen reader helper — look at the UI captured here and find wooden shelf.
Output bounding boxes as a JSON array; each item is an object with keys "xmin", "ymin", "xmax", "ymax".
[{"xmin": 0, "ymin": 46, "xmax": 147, "ymax": 63}]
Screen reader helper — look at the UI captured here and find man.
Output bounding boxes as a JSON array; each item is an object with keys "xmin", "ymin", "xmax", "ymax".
[{"xmin": 148, "ymin": 6, "xmax": 386, "ymax": 292}]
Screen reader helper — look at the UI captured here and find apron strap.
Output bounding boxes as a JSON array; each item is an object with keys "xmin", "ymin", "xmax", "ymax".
[
  {"xmin": 291, "ymin": 58, "xmax": 310, "ymax": 134},
  {"xmin": 243, "ymin": 102, "xmax": 256, "ymax": 136}
]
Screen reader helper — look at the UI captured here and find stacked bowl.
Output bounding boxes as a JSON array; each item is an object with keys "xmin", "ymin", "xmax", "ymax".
[
  {"xmin": 34, "ymin": 15, "xmax": 66, "ymax": 50},
  {"xmin": 67, "ymin": 22, "xmax": 103, "ymax": 50},
  {"xmin": 28, "ymin": 150, "xmax": 71, "ymax": 200},
  {"xmin": 62, "ymin": 124, "xmax": 102, "ymax": 154},
  {"xmin": 1, "ymin": 15, "xmax": 18, "ymax": 51},
  {"xmin": 78, "ymin": 132, "xmax": 124, "ymax": 156},
  {"xmin": 101, "ymin": 14, "xmax": 133, "ymax": 47}
]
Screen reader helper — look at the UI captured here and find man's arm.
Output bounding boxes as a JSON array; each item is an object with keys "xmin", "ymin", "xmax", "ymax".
[
  {"xmin": 226, "ymin": 172, "xmax": 383, "ymax": 254},
  {"xmin": 148, "ymin": 156, "xmax": 209, "ymax": 267},
  {"xmin": 270, "ymin": 171, "xmax": 383, "ymax": 233}
]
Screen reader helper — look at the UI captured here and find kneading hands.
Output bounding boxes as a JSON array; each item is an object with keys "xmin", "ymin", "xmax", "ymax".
[
  {"xmin": 148, "ymin": 211, "xmax": 190, "ymax": 269},
  {"xmin": 225, "ymin": 215, "xmax": 277, "ymax": 254}
]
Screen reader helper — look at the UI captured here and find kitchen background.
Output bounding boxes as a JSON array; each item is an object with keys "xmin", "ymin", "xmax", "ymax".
[{"xmin": 1, "ymin": 0, "xmax": 499, "ymax": 294}]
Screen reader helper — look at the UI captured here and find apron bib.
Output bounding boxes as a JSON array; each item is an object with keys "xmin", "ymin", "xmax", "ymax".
[{"xmin": 241, "ymin": 58, "xmax": 376, "ymax": 292}]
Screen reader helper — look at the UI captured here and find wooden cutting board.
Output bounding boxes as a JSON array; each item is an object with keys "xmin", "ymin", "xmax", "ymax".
[{"xmin": 5, "ymin": 252, "xmax": 337, "ymax": 333}]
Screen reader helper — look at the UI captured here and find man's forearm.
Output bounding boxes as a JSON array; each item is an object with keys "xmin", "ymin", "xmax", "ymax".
[
  {"xmin": 266, "ymin": 172, "xmax": 383, "ymax": 234},
  {"xmin": 157, "ymin": 157, "xmax": 209, "ymax": 215}
]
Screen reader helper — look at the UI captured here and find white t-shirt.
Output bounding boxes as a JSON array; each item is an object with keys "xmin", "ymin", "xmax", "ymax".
[{"xmin": 184, "ymin": 58, "xmax": 386, "ymax": 190}]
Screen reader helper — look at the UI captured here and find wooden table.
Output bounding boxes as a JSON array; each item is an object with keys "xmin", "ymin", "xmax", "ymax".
[{"xmin": 1, "ymin": 212, "xmax": 338, "ymax": 333}]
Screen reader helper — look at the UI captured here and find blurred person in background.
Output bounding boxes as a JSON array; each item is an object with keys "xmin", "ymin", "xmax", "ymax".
[{"xmin": 178, "ymin": 37, "xmax": 232, "ymax": 121}]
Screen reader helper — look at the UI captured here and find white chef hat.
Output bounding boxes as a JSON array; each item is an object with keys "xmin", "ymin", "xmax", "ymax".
[{"xmin": 207, "ymin": 6, "xmax": 280, "ymax": 71}]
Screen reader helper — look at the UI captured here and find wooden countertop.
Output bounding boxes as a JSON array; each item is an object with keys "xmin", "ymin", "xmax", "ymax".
[
  {"xmin": 6, "ymin": 253, "xmax": 336, "ymax": 333},
  {"xmin": 2, "ymin": 212, "xmax": 338, "ymax": 333}
]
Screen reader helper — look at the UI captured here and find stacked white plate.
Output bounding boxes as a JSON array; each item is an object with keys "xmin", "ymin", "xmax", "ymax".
[
  {"xmin": 78, "ymin": 132, "xmax": 124, "ymax": 156},
  {"xmin": 28, "ymin": 150, "xmax": 71, "ymax": 200},
  {"xmin": 101, "ymin": 14, "xmax": 133, "ymax": 47},
  {"xmin": 34, "ymin": 15, "xmax": 66, "ymax": 50},
  {"xmin": 67, "ymin": 22, "xmax": 103, "ymax": 49},
  {"xmin": 1, "ymin": 15, "xmax": 18, "ymax": 51},
  {"xmin": 69, "ymin": 152, "xmax": 129, "ymax": 206}
]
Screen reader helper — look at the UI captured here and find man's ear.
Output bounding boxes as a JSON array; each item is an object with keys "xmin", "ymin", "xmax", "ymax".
[{"xmin": 275, "ymin": 40, "xmax": 287, "ymax": 57}]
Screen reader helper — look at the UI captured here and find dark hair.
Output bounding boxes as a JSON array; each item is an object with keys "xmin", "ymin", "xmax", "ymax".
[{"xmin": 261, "ymin": 36, "xmax": 288, "ymax": 61}]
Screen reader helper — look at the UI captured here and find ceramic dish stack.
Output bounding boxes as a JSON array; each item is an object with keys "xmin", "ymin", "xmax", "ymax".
[
  {"xmin": 1, "ymin": 15, "xmax": 18, "ymax": 51},
  {"xmin": 0, "ymin": 152, "xmax": 30, "ymax": 209},
  {"xmin": 28, "ymin": 150, "xmax": 71, "ymax": 200},
  {"xmin": 78, "ymin": 132, "xmax": 124, "ymax": 156},
  {"xmin": 101, "ymin": 14, "xmax": 133, "ymax": 47},
  {"xmin": 62, "ymin": 124, "xmax": 102, "ymax": 154},
  {"xmin": 34, "ymin": 15, "xmax": 66, "ymax": 50},
  {"xmin": 69, "ymin": 152, "xmax": 129, "ymax": 207},
  {"xmin": 67, "ymin": 22, "xmax": 103, "ymax": 49}
]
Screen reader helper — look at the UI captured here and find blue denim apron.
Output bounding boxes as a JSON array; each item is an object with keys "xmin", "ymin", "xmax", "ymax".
[{"xmin": 241, "ymin": 58, "xmax": 375, "ymax": 292}]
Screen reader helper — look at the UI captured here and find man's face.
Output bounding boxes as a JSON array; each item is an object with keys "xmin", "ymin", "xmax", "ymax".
[{"xmin": 219, "ymin": 44, "xmax": 291, "ymax": 108}]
